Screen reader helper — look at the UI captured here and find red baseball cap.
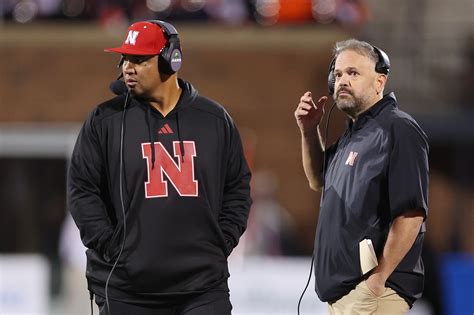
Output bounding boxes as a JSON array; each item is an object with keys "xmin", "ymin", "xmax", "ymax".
[{"xmin": 104, "ymin": 21, "xmax": 167, "ymax": 55}]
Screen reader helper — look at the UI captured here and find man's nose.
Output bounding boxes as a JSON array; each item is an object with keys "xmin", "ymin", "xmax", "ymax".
[
  {"xmin": 123, "ymin": 60, "xmax": 135, "ymax": 73},
  {"xmin": 336, "ymin": 75, "xmax": 351, "ymax": 91},
  {"xmin": 338, "ymin": 73, "xmax": 350, "ymax": 86}
]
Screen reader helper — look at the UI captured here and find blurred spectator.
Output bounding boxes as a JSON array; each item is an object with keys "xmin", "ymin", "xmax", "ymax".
[
  {"xmin": 335, "ymin": 0, "xmax": 370, "ymax": 30},
  {"xmin": 1, "ymin": 0, "xmax": 370, "ymax": 29},
  {"xmin": 204, "ymin": 0, "xmax": 249, "ymax": 25},
  {"xmin": 97, "ymin": 0, "xmax": 133, "ymax": 28},
  {"xmin": 311, "ymin": 0, "xmax": 369, "ymax": 28}
]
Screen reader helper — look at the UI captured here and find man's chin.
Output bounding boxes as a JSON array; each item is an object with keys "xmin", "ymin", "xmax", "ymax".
[
  {"xmin": 336, "ymin": 99, "xmax": 354, "ymax": 110},
  {"xmin": 336, "ymin": 101, "xmax": 358, "ymax": 117},
  {"xmin": 128, "ymin": 88, "xmax": 141, "ymax": 96}
]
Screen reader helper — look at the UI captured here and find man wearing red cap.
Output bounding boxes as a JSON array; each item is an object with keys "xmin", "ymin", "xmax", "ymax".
[{"xmin": 68, "ymin": 20, "xmax": 252, "ymax": 315}]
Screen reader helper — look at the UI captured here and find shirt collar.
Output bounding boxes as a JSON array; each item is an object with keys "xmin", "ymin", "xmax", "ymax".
[{"xmin": 349, "ymin": 92, "xmax": 397, "ymax": 130}]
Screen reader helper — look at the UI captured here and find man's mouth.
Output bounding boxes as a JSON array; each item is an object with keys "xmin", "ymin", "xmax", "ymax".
[
  {"xmin": 126, "ymin": 79, "xmax": 137, "ymax": 88},
  {"xmin": 337, "ymin": 90, "xmax": 352, "ymax": 97}
]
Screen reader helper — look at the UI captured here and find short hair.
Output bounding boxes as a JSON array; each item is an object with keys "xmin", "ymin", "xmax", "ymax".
[{"xmin": 333, "ymin": 39, "xmax": 378, "ymax": 65}]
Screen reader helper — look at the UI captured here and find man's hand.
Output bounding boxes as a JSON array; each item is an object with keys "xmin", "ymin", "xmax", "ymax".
[
  {"xmin": 294, "ymin": 92, "xmax": 327, "ymax": 135},
  {"xmin": 364, "ymin": 209, "xmax": 425, "ymax": 298},
  {"xmin": 365, "ymin": 273, "xmax": 386, "ymax": 297}
]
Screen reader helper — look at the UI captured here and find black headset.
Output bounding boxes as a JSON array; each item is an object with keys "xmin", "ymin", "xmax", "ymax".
[
  {"xmin": 147, "ymin": 19, "xmax": 183, "ymax": 75},
  {"xmin": 327, "ymin": 45, "xmax": 390, "ymax": 95}
]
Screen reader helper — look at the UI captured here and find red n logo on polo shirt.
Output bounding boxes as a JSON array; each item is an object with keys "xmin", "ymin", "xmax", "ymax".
[
  {"xmin": 141, "ymin": 141, "xmax": 198, "ymax": 198},
  {"xmin": 345, "ymin": 151, "xmax": 358, "ymax": 166}
]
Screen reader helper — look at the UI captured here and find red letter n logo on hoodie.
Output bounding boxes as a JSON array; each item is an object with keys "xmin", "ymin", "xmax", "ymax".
[{"xmin": 142, "ymin": 141, "xmax": 198, "ymax": 198}]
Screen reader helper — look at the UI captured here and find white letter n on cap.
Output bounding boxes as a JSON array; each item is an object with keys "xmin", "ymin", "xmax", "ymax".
[
  {"xmin": 125, "ymin": 31, "xmax": 139, "ymax": 45},
  {"xmin": 345, "ymin": 151, "xmax": 358, "ymax": 166}
]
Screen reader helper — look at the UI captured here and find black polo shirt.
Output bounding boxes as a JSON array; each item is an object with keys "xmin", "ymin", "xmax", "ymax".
[{"xmin": 313, "ymin": 93, "xmax": 429, "ymax": 306}]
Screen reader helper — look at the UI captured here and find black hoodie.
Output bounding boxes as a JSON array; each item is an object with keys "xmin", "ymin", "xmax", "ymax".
[{"xmin": 68, "ymin": 79, "xmax": 252, "ymax": 305}]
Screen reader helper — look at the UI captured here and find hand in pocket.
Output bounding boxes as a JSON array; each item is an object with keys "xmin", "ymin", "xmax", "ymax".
[{"xmin": 365, "ymin": 274, "xmax": 386, "ymax": 297}]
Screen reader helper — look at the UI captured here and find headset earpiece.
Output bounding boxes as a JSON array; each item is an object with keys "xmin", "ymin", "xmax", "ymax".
[
  {"xmin": 147, "ymin": 20, "xmax": 182, "ymax": 75},
  {"xmin": 373, "ymin": 46, "xmax": 390, "ymax": 75},
  {"xmin": 327, "ymin": 45, "xmax": 390, "ymax": 96},
  {"xmin": 327, "ymin": 57, "xmax": 336, "ymax": 96}
]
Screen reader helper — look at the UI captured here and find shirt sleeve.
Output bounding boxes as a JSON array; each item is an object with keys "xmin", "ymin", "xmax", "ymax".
[
  {"xmin": 218, "ymin": 114, "xmax": 252, "ymax": 256},
  {"xmin": 388, "ymin": 117, "xmax": 429, "ymax": 220},
  {"xmin": 67, "ymin": 109, "xmax": 117, "ymax": 261}
]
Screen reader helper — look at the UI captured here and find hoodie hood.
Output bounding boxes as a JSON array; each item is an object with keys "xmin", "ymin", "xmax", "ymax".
[{"xmin": 171, "ymin": 78, "xmax": 198, "ymax": 115}]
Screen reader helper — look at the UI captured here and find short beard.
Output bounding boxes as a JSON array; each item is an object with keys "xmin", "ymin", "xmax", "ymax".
[{"xmin": 335, "ymin": 93, "xmax": 366, "ymax": 119}]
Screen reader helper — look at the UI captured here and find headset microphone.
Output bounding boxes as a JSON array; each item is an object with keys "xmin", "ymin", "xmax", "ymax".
[
  {"xmin": 109, "ymin": 61, "xmax": 127, "ymax": 96},
  {"xmin": 109, "ymin": 79, "xmax": 127, "ymax": 95}
]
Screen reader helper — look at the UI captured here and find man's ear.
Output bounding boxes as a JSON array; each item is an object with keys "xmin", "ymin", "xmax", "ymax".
[{"xmin": 376, "ymin": 74, "xmax": 387, "ymax": 94}]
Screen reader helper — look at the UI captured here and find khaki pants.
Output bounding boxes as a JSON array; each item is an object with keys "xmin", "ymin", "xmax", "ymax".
[{"xmin": 328, "ymin": 281, "xmax": 410, "ymax": 315}]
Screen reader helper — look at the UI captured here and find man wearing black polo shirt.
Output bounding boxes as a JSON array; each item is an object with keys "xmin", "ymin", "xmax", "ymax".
[{"xmin": 294, "ymin": 39, "xmax": 428, "ymax": 314}]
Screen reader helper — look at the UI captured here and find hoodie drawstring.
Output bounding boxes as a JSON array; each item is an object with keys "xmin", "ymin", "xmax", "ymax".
[
  {"xmin": 146, "ymin": 105, "xmax": 156, "ymax": 169},
  {"xmin": 176, "ymin": 111, "xmax": 185, "ymax": 162}
]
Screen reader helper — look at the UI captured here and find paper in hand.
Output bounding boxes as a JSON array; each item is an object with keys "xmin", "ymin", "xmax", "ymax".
[{"xmin": 359, "ymin": 238, "xmax": 378, "ymax": 275}]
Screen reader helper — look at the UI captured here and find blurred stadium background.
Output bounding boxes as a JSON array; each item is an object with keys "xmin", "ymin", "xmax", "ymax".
[{"xmin": 0, "ymin": 0, "xmax": 473, "ymax": 314}]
